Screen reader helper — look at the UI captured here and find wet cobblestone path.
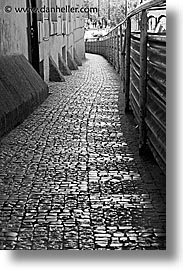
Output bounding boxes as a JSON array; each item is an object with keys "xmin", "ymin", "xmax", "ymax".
[{"xmin": 0, "ymin": 54, "xmax": 166, "ymax": 250}]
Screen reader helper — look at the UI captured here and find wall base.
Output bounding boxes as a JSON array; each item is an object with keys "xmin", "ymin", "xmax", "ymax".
[
  {"xmin": 0, "ymin": 54, "xmax": 49, "ymax": 138},
  {"xmin": 74, "ymin": 48, "xmax": 82, "ymax": 66},
  {"xmin": 67, "ymin": 51, "xmax": 78, "ymax": 70},
  {"xmin": 49, "ymin": 56, "xmax": 65, "ymax": 82},
  {"xmin": 58, "ymin": 53, "xmax": 72, "ymax": 76}
]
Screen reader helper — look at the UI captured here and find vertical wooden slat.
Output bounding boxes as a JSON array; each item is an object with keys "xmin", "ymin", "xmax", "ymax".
[
  {"xmin": 113, "ymin": 32, "xmax": 115, "ymax": 67},
  {"xmin": 108, "ymin": 37, "xmax": 110, "ymax": 62},
  {"xmin": 120, "ymin": 24, "xmax": 123, "ymax": 77},
  {"xmin": 116, "ymin": 28, "xmax": 120, "ymax": 72},
  {"xmin": 111, "ymin": 33, "xmax": 113, "ymax": 64},
  {"xmin": 139, "ymin": 10, "xmax": 148, "ymax": 154},
  {"xmin": 114, "ymin": 31, "xmax": 116, "ymax": 67},
  {"xmin": 105, "ymin": 39, "xmax": 106, "ymax": 58},
  {"xmin": 110, "ymin": 34, "xmax": 112, "ymax": 63},
  {"xmin": 112, "ymin": 32, "xmax": 114, "ymax": 65},
  {"xmin": 114, "ymin": 28, "xmax": 118, "ymax": 70},
  {"xmin": 110, "ymin": 34, "xmax": 111, "ymax": 63},
  {"xmin": 112, "ymin": 33, "xmax": 113, "ymax": 65},
  {"xmin": 109, "ymin": 36, "xmax": 110, "ymax": 62},
  {"xmin": 125, "ymin": 18, "xmax": 131, "ymax": 112},
  {"xmin": 122, "ymin": 32, "xmax": 126, "ymax": 94}
]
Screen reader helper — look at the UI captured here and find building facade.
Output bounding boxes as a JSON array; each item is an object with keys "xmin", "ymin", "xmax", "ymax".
[
  {"xmin": 0, "ymin": 0, "xmax": 29, "ymax": 58},
  {"xmin": 0, "ymin": 0, "xmax": 85, "ymax": 81}
]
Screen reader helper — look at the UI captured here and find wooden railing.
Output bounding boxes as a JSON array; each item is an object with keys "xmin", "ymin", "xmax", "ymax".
[{"xmin": 85, "ymin": 0, "xmax": 166, "ymax": 173}]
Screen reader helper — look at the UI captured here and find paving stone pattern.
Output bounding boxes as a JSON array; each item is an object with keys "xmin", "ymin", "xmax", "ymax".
[{"xmin": 0, "ymin": 54, "xmax": 166, "ymax": 250}]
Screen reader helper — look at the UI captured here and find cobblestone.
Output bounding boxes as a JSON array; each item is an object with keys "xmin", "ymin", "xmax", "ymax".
[{"xmin": 0, "ymin": 53, "xmax": 166, "ymax": 250}]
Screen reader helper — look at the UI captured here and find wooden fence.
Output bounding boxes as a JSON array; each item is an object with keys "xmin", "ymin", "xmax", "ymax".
[{"xmin": 85, "ymin": 0, "xmax": 166, "ymax": 173}]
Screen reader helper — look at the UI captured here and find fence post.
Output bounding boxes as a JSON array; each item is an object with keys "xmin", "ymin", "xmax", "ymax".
[
  {"xmin": 102, "ymin": 39, "xmax": 103, "ymax": 56},
  {"xmin": 120, "ymin": 25, "xmax": 126, "ymax": 93},
  {"xmin": 112, "ymin": 32, "xmax": 114, "ymax": 65},
  {"xmin": 110, "ymin": 33, "xmax": 112, "ymax": 63},
  {"xmin": 125, "ymin": 18, "xmax": 131, "ymax": 113},
  {"xmin": 139, "ymin": 9, "xmax": 148, "ymax": 154},
  {"xmin": 112, "ymin": 32, "xmax": 113, "ymax": 65},
  {"xmin": 114, "ymin": 30, "xmax": 117, "ymax": 68},
  {"xmin": 116, "ymin": 27, "xmax": 120, "ymax": 72},
  {"xmin": 122, "ymin": 29, "xmax": 126, "ymax": 94},
  {"xmin": 113, "ymin": 31, "xmax": 115, "ymax": 67},
  {"xmin": 108, "ymin": 37, "xmax": 110, "ymax": 62},
  {"xmin": 120, "ymin": 25, "xmax": 123, "ymax": 77},
  {"xmin": 115, "ymin": 30, "xmax": 117, "ymax": 69}
]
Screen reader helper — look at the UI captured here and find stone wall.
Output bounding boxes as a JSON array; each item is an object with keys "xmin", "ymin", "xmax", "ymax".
[
  {"xmin": 0, "ymin": 55, "xmax": 48, "ymax": 138},
  {"xmin": 0, "ymin": 0, "xmax": 29, "ymax": 58},
  {"xmin": 38, "ymin": 0, "xmax": 85, "ymax": 82}
]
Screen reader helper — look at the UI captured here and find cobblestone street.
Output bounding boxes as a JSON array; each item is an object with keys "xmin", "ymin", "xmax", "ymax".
[{"xmin": 0, "ymin": 54, "xmax": 166, "ymax": 250}]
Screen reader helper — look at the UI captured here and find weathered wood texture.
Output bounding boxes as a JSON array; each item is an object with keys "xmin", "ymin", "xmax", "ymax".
[
  {"xmin": 125, "ymin": 18, "xmax": 131, "ymax": 113},
  {"xmin": 139, "ymin": 10, "xmax": 148, "ymax": 153},
  {"xmin": 146, "ymin": 35, "xmax": 166, "ymax": 171}
]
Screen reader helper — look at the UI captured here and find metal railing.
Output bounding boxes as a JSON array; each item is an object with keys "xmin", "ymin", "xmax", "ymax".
[{"xmin": 85, "ymin": 0, "xmax": 166, "ymax": 173}]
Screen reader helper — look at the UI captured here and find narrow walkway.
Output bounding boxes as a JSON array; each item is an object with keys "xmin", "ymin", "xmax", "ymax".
[{"xmin": 0, "ymin": 54, "xmax": 166, "ymax": 250}]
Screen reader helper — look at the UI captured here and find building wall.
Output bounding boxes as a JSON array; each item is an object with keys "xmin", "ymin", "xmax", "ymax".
[
  {"xmin": 0, "ymin": 0, "xmax": 85, "ymax": 81},
  {"xmin": 0, "ymin": 0, "xmax": 29, "ymax": 58},
  {"xmin": 38, "ymin": 0, "xmax": 85, "ymax": 81},
  {"xmin": 66, "ymin": 0, "xmax": 85, "ymax": 59}
]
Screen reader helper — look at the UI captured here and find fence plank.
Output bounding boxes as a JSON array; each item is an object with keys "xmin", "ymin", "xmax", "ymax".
[
  {"xmin": 125, "ymin": 18, "xmax": 131, "ymax": 112},
  {"xmin": 122, "ymin": 28, "xmax": 126, "ymax": 94},
  {"xmin": 120, "ymin": 25, "xmax": 123, "ymax": 78},
  {"xmin": 116, "ymin": 28, "xmax": 120, "ymax": 72},
  {"xmin": 139, "ymin": 10, "xmax": 148, "ymax": 153}
]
